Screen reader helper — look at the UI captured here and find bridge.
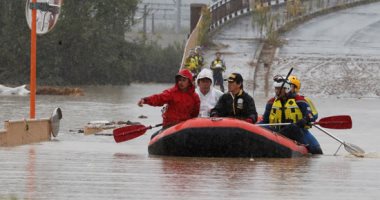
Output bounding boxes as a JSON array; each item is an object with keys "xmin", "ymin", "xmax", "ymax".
[{"xmin": 183, "ymin": 0, "xmax": 380, "ymax": 98}]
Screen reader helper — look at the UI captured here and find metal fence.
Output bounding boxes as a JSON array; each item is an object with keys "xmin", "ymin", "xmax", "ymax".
[
  {"xmin": 208, "ymin": 0, "xmax": 368, "ymax": 30},
  {"xmin": 209, "ymin": 0, "xmax": 251, "ymax": 29}
]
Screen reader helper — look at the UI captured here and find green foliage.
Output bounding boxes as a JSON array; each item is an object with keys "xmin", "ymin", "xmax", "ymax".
[
  {"xmin": 251, "ymin": 5, "xmax": 282, "ymax": 46},
  {"xmin": 286, "ymin": 0, "xmax": 305, "ymax": 18},
  {"xmin": 0, "ymin": 1, "xmax": 30, "ymax": 84},
  {"xmin": 266, "ymin": 14, "xmax": 282, "ymax": 46},
  {"xmin": 252, "ymin": 5, "xmax": 271, "ymax": 38},
  {"xmin": 132, "ymin": 41, "xmax": 184, "ymax": 83},
  {"xmin": 197, "ymin": 7, "xmax": 212, "ymax": 46},
  {"xmin": 0, "ymin": 0, "xmax": 183, "ymax": 85}
]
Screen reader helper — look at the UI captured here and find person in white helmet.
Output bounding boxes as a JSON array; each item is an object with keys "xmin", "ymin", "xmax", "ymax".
[
  {"xmin": 195, "ymin": 68, "xmax": 223, "ymax": 117},
  {"xmin": 194, "ymin": 46, "xmax": 204, "ymax": 67},
  {"xmin": 260, "ymin": 75, "xmax": 322, "ymax": 154}
]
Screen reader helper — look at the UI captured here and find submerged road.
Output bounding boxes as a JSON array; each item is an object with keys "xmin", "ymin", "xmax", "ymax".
[
  {"xmin": 202, "ymin": 1, "xmax": 380, "ymax": 98},
  {"xmin": 275, "ymin": 1, "xmax": 380, "ymax": 97},
  {"xmin": 203, "ymin": 14, "xmax": 261, "ymax": 94}
]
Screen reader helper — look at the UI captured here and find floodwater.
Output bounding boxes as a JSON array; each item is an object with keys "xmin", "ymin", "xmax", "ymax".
[
  {"xmin": 1, "ymin": 84, "xmax": 379, "ymax": 200},
  {"xmin": 276, "ymin": 2, "xmax": 380, "ymax": 97}
]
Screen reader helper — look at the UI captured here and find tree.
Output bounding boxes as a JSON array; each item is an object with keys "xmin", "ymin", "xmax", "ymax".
[
  {"xmin": 0, "ymin": 0, "xmax": 140, "ymax": 85},
  {"xmin": 0, "ymin": 0, "xmax": 183, "ymax": 85}
]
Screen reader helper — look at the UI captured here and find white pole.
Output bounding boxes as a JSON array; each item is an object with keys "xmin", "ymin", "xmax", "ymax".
[{"xmin": 176, "ymin": 0, "xmax": 181, "ymax": 33}]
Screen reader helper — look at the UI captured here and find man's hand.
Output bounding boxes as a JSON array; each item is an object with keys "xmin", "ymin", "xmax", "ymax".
[
  {"xmin": 245, "ymin": 118, "xmax": 253, "ymax": 123},
  {"xmin": 296, "ymin": 119, "xmax": 308, "ymax": 128},
  {"xmin": 210, "ymin": 112, "xmax": 218, "ymax": 117},
  {"xmin": 138, "ymin": 99, "xmax": 145, "ymax": 107}
]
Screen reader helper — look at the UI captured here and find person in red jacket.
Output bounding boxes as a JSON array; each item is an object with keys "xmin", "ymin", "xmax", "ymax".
[{"xmin": 138, "ymin": 69, "xmax": 200, "ymax": 130}]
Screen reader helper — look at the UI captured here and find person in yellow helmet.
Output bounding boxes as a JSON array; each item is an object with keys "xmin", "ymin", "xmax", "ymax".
[
  {"xmin": 288, "ymin": 75, "xmax": 318, "ymax": 120},
  {"xmin": 288, "ymin": 75, "xmax": 322, "ymax": 154},
  {"xmin": 184, "ymin": 50, "xmax": 201, "ymax": 76},
  {"xmin": 260, "ymin": 75, "xmax": 322, "ymax": 154}
]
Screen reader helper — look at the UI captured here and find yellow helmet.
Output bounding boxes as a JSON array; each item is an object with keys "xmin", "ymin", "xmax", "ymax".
[{"xmin": 288, "ymin": 75, "xmax": 301, "ymax": 93}]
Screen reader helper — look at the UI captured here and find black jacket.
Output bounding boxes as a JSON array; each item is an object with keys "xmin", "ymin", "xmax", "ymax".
[{"xmin": 210, "ymin": 90, "xmax": 258, "ymax": 123}]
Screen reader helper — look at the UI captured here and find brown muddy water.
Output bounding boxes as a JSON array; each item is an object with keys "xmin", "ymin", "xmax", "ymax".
[{"xmin": 1, "ymin": 84, "xmax": 379, "ymax": 200}]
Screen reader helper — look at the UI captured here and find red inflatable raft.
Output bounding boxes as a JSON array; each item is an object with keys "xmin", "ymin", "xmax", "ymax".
[{"xmin": 148, "ymin": 117, "xmax": 309, "ymax": 158}]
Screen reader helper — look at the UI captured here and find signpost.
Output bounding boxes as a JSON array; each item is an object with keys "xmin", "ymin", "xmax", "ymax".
[{"xmin": 25, "ymin": 0, "xmax": 62, "ymax": 118}]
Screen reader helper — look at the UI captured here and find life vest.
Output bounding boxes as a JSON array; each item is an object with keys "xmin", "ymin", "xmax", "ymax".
[
  {"xmin": 195, "ymin": 55, "xmax": 204, "ymax": 66},
  {"xmin": 185, "ymin": 57, "xmax": 199, "ymax": 73},
  {"xmin": 305, "ymin": 97, "xmax": 318, "ymax": 120},
  {"xmin": 269, "ymin": 98, "xmax": 311, "ymax": 129},
  {"xmin": 212, "ymin": 60, "xmax": 222, "ymax": 65},
  {"xmin": 211, "ymin": 60, "xmax": 225, "ymax": 71}
]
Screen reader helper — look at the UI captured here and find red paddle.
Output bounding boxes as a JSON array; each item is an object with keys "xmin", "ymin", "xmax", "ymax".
[
  {"xmin": 256, "ymin": 115, "xmax": 352, "ymax": 129},
  {"xmin": 315, "ymin": 115, "xmax": 352, "ymax": 129},
  {"xmin": 113, "ymin": 115, "xmax": 352, "ymax": 143},
  {"xmin": 113, "ymin": 123, "xmax": 163, "ymax": 143}
]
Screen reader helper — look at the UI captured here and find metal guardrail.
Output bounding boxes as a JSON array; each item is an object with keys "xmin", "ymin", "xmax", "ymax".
[
  {"xmin": 208, "ymin": 0, "xmax": 367, "ymax": 30},
  {"xmin": 209, "ymin": 0, "xmax": 251, "ymax": 30}
]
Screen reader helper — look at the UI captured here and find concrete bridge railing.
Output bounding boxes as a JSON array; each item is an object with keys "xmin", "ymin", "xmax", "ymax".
[{"xmin": 181, "ymin": 0, "xmax": 373, "ymax": 68}]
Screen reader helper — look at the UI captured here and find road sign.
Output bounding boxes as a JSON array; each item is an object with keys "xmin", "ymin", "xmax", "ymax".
[{"xmin": 25, "ymin": 0, "xmax": 62, "ymax": 35}]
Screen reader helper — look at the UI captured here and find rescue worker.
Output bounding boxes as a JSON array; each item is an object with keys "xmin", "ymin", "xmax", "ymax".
[
  {"xmin": 184, "ymin": 50, "xmax": 201, "ymax": 77},
  {"xmin": 195, "ymin": 68, "xmax": 223, "ymax": 117},
  {"xmin": 194, "ymin": 46, "xmax": 204, "ymax": 67},
  {"xmin": 210, "ymin": 73, "xmax": 258, "ymax": 123},
  {"xmin": 288, "ymin": 75, "xmax": 323, "ymax": 154},
  {"xmin": 288, "ymin": 75, "xmax": 318, "ymax": 120},
  {"xmin": 210, "ymin": 51, "xmax": 226, "ymax": 92},
  {"xmin": 261, "ymin": 75, "xmax": 322, "ymax": 154},
  {"xmin": 138, "ymin": 69, "xmax": 200, "ymax": 131}
]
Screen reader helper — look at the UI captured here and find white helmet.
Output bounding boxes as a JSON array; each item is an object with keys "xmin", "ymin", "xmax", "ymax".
[
  {"xmin": 195, "ymin": 46, "xmax": 202, "ymax": 53},
  {"xmin": 273, "ymin": 75, "xmax": 291, "ymax": 92}
]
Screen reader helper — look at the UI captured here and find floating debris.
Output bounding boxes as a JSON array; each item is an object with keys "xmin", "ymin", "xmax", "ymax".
[
  {"xmin": 84, "ymin": 120, "xmax": 140, "ymax": 135},
  {"xmin": 0, "ymin": 84, "xmax": 29, "ymax": 95},
  {"xmin": 36, "ymin": 86, "xmax": 84, "ymax": 96}
]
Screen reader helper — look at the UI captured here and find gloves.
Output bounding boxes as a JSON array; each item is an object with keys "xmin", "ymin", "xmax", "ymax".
[
  {"xmin": 296, "ymin": 119, "xmax": 308, "ymax": 128},
  {"xmin": 210, "ymin": 111, "xmax": 219, "ymax": 117},
  {"xmin": 245, "ymin": 118, "xmax": 253, "ymax": 123},
  {"xmin": 138, "ymin": 98, "xmax": 145, "ymax": 107}
]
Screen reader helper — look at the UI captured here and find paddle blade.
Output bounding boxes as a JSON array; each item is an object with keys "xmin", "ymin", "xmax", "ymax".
[
  {"xmin": 316, "ymin": 115, "xmax": 352, "ymax": 129},
  {"xmin": 113, "ymin": 124, "xmax": 148, "ymax": 143},
  {"xmin": 344, "ymin": 143, "xmax": 365, "ymax": 157}
]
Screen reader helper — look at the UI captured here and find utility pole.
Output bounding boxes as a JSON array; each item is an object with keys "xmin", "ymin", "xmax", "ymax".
[
  {"xmin": 30, "ymin": 0, "xmax": 37, "ymax": 118},
  {"xmin": 143, "ymin": 4, "xmax": 148, "ymax": 35},
  {"xmin": 151, "ymin": 13, "xmax": 155, "ymax": 34},
  {"xmin": 176, "ymin": 0, "xmax": 181, "ymax": 33}
]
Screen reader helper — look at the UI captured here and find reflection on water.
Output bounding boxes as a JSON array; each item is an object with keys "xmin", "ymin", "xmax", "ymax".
[
  {"xmin": 157, "ymin": 157, "xmax": 313, "ymax": 199},
  {"xmin": 27, "ymin": 148, "xmax": 36, "ymax": 200},
  {"xmin": 1, "ymin": 84, "xmax": 380, "ymax": 199}
]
